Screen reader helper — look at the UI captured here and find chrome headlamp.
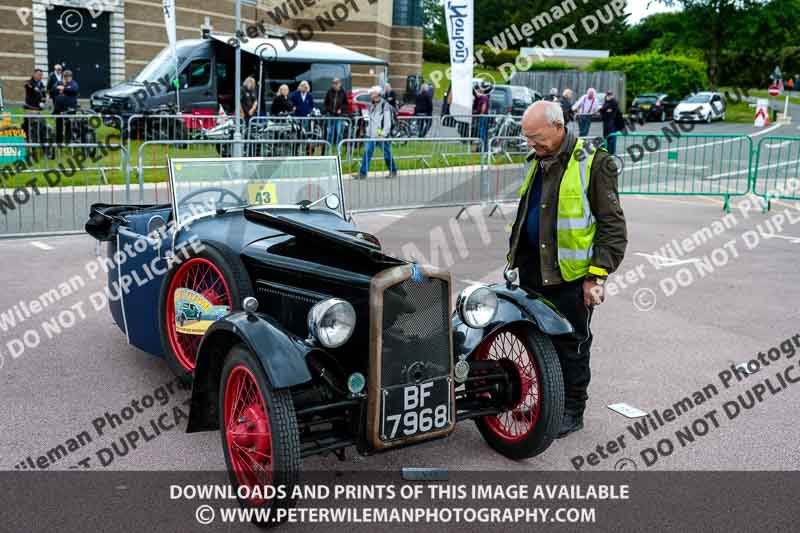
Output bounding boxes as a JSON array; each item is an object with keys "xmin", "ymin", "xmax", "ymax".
[
  {"xmin": 307, "ymin": 298, "xmax": 356, "ymax": 348},
  {"xmin": 456, "ymin": 285, "xmax": 498, "ymax": 328}
]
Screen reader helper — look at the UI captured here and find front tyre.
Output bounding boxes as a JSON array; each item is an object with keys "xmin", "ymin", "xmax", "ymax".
[
  {"xmin": 473, "ymin": 325, "xmax": 564, "ymax": 460},
  {"xmin": 219, "ymin": 345, "xmax": 300, "ymax": 525}
]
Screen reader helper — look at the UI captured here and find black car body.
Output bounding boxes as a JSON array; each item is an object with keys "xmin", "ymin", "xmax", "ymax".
[
  {"xmin": 85, "ymin": 155, "xmax": 568, "ymax": 521},
  {"xmin": 629, "ymin": 93, "xmax": 677, "ymax": 122},
  {"xmin": 488, "ymin": 84, "xmax": 542, "ymax": 115}
]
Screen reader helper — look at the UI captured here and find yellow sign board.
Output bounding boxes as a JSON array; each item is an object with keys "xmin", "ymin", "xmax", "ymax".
[{"xmin": 247, "ymin": 183, "xmax": 278, "ymax": 206}]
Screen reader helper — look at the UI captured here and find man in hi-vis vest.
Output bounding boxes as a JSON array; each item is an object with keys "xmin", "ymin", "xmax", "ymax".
[{"xmin": 508, "ymin": 101, "xmax": 627, "ymax": 438}]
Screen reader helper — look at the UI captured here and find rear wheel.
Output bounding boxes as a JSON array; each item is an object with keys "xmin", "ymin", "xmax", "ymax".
[
  {"xmin": 158, "ymin": 242, "xmax": 251, "ymax": 381},
  {"xmin": 219, "ymin": 345, "xmax": 300, "ymax": 524},
  {"xmin": 473, "ymin": 325, "xmax": 563, "ymax": 459}
]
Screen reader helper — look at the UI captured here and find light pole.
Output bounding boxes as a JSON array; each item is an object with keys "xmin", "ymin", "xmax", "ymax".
[{"xmin": 233, "ymin": 0, "xmax": 243, "ymax": 156}]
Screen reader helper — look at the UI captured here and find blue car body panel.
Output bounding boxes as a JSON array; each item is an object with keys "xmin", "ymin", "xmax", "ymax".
[{"xmin": 99, "ymin": 205, "xmax": 359, "ymax": 359}]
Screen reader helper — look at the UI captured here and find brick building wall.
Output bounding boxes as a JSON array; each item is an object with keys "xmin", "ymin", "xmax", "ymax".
[{"xmin": 0, "ymin": 0, "xmax": 422, "ymax": 103}]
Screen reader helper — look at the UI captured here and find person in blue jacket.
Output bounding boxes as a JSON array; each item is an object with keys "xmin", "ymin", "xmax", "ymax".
[{"xmin": 289, "ymin": 80, "xmax": 314, "ymax": 117}]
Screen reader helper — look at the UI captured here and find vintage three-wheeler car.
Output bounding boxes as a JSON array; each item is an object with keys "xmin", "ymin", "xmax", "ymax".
[{"xmin": 85, "ymin": 155, "xmax": 570, "ymax": 517}]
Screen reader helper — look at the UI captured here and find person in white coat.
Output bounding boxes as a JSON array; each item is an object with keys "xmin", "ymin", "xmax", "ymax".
[
  {"xmin": 357, "ymin": 86, "xmax": 398, "ymax": 179},
  {"xmin": 572, "ymin": 87, "xmax": 600, "ymax": 137}
]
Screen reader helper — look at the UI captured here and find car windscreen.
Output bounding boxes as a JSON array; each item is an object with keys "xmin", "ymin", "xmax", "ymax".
[
  {"xmin": 633, "ymin": 97, "xmax": 658, "ymax": 105},
  {"xmin": 685, "ymin": 95, "xmax": 711, "ymax": 103},
  {"xmin": 169, "ymin": 156, "xmax": 344, "ymax": 223},
  {"xmin": 134, "ymin": 47, "xmax": 187, "ymax": 83}
]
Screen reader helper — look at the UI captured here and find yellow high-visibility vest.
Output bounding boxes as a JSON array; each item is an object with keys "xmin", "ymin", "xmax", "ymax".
[{"xmin": 518, "ymin": 139, "xmax": 597, "ymax": 281}]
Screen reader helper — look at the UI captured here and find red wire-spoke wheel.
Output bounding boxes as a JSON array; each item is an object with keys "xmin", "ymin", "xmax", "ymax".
[
  {"xmin": 158, "ymin": 242, "xmax": 251, "ymax": 382},
  {"xmin": 473, "ymin": 326, "xmax": 564, "ymax": 460},
  {"xmin": 219, "ymin": 345, "xmax": 300, "ymax": 523},
  {"xmin": 224, "ymin": 364, "xmax": 273, "ymax": 505},
  {"xmin": 165, "ymin": 258, "xmax": 231, "ymax": 372},
  {"xmin": 477, "ymin": 329, "xmax": 541, "ymax": 441}
]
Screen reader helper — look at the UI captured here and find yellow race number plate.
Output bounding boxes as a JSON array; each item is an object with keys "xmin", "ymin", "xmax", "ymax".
[{"xmin": 248, "ymin": 183, "xmax": 278, "ymax": 206}]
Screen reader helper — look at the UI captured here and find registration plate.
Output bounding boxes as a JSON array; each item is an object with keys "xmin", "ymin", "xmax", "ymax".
[{"xmin": 380, "ymin": 377, "xmax": 452, "ymax": 442}]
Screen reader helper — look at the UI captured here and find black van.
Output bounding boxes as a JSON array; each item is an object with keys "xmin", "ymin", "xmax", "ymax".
[{"xmin": 90, "ymin": 34, "xmax": 386, "ymax": 120}]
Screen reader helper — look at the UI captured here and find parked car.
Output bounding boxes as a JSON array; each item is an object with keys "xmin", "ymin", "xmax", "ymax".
[
  {"xmin": 350, "ymin": 88, "xmax": 414, "ymax": 138},
  {"xmin": 349, "ymin": 88, "xmax": 414, "ymax": 116},
  {"xmin": 629, "ymin": 93, "xmax": 677, "ymax": 122},
  {"xmin": 85, "ymin": 154, "xmax": 569, "ymax": 523},
  {"xmin": 673, "ymin": 91, "xmax": 726, "ymax": 123},
  {"xmin": 489, "ymin": 84, "xmax": 542, "ymax": 115}
]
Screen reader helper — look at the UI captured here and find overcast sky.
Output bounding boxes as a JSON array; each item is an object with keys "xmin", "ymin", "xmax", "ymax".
[{"xmin": 626, "ymin": 0, "xmax": 680, "ymax": 24}]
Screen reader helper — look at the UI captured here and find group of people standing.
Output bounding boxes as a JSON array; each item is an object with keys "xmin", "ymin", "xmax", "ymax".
[
  {"xmin": 548, "ymin": 86, "xmax": 625, "ymax": 154},
  {"xmin": 23, "ymin": 64, "xmax": 81, "ymax": 144},
  {"xmin": 241, "ymin": 78, "xmax": 343, "ymax": 148}
]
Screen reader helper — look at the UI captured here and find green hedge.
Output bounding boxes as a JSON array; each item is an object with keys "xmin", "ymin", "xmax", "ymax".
[
  {"xmin": 423, "ymin": 40, "xmax": 450, "ymax": 63},
  {"xmin": 588, "ymin": 53, "xmax": 708, "ymax": 100}
]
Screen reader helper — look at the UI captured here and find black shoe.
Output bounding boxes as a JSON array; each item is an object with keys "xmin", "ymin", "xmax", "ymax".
[{"xmin": 557, "ymin": 412, "xmax": 584, "ymax": 439}]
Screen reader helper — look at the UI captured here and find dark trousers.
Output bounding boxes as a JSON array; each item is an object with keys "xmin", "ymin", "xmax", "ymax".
[
  {"xmin": 605, "ymin": 133, "xmax": 617, "ymax": 154},
  {"xmin": 416, "ymin": 115, "xmax": 432, "ymax": 137},
  {"xmin": 577, "ymin": 115, "xmax": 592, "ymax": 137},
  {"xmin": 54, "ymin": 112, "xmax": 70, "ymax": 145},
  {"xmin": 536, "ymin": 279, "xmax": 593, "ymax": 415}
]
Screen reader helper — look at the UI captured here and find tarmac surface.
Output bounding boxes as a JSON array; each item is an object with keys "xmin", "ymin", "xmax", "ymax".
[{"xmin": 1, "ymin": 193, "xmax": 798, "ymax": 478}]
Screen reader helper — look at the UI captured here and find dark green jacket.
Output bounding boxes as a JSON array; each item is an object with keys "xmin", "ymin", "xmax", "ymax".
[{"xmin": 507, "ymin": 131, "xmax": 627, "ymax": 287}]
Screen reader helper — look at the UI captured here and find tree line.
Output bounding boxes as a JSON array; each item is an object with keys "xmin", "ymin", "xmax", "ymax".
[{"xmin": 424, "ymin": 0, "xmax": 800, "ymax": 87}]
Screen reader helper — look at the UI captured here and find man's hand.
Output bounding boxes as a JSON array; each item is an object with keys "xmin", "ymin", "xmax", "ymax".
[{"xmin": 583, "ymin": 279, "xmax": 605, "ymax": 307}]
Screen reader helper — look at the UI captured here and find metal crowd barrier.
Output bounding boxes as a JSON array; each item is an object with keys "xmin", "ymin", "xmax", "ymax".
[
  {"xmin": 610, "ymin": 132, "xmax": 753, "ymax": 211},
  {"xmin": 135, "ymin": 139, "xmax": 330, "ymax": 204},
  {"xmin": 337, "ymin": 137, "xmax": 485, "ymax": 215},
  {"xmin": 8, "ymin": 113, "xmax": 123, "ymax": 174},
  {"xmin": 246, "ymin": 115, "xmax": 354, "ymax": 150},
  {"xmin": 485, "ymin": 136, "xmax": 529, "ymax": 218},
  {"xmin": 751, "ymin": 136, "xmax": 800, "ymax": 211},
  {"xmin": 126, "ymin": 113, "xmax": 215, "ymax": 174},
  {"xmin": 5, "ymin": 114, "xmax": 800, "ymax": 238},
  {"xmin": 437, "ymin": 114, "xmax": 512, "ymax": 166},
  {"xmin": 0, "ymin": 141, "xmax": 127, "ymax": 236}
]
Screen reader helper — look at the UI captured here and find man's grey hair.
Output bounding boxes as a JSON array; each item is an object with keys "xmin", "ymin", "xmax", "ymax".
[{"xmin": 540, "ymin": 101, "xmax": 564, "ymax": 127}]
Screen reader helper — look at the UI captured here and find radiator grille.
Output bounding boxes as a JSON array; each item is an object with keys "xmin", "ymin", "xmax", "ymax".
[{"xmin": 380, "ymin": 275, "xmax": 451, "ymax": 386}]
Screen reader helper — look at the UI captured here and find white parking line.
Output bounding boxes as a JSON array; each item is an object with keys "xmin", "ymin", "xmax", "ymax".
[
  {"xmin": 625, "ymin": 195, "xmax": 724, "ymax": 206},
  {"xmin": 763, "ymin": 140, "xmax": 793, "ymax": 149},
  {"xmin": 762, "ymin": 234, "xmax": 800, "ymax": 244},
  {"xmin": 635, "ymin": 252, "xmax": 702, "ymax": 267},
  {"xmin": 30, "ymin": 241, "xmax": 54, "ymax": 251},
  {"xmin": 707, "ymin": 157, "xmax": 800, "ymax": 180}
]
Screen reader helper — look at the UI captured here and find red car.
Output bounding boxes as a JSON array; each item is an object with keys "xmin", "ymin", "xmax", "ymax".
[{"xmin": 349, "ymin": 88, "xmax": 415, "ymax": 116}]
